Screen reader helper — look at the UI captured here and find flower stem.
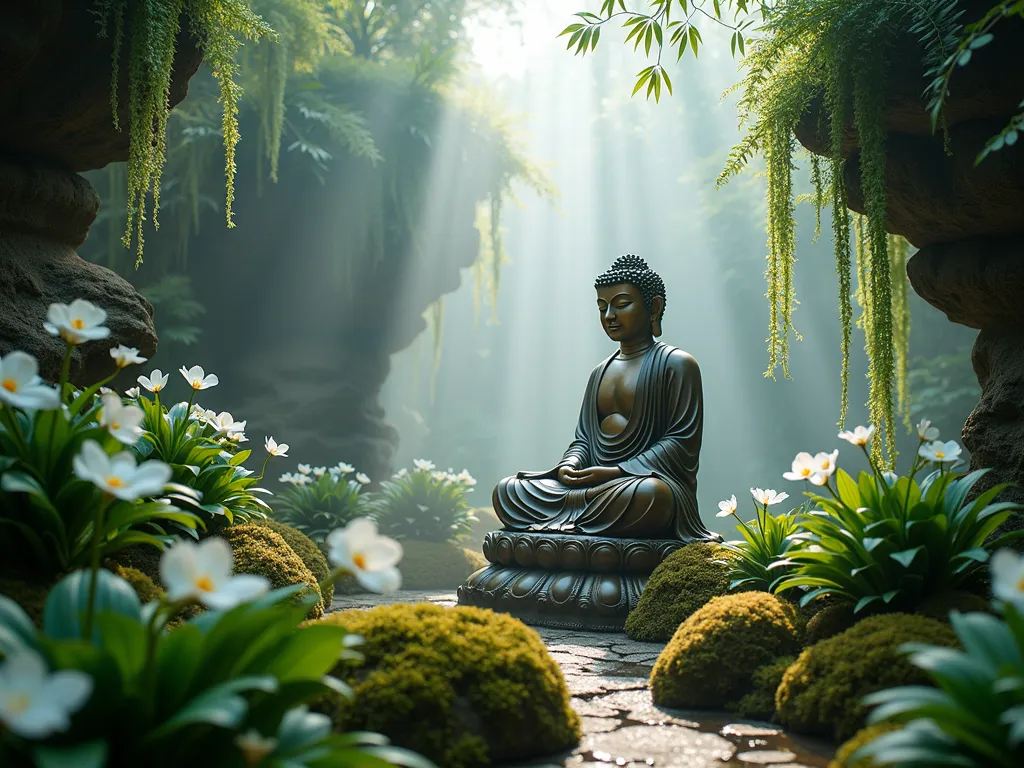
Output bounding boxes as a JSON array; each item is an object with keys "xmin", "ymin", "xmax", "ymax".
[
  {"xmin": 83, "ymin": 496, "xmax": 111, "ymax": 639},
  {"xmin": 256, "ymin": 454, "xmax": 271, "ymax": 482},
  {"xmin": 45, "ymin": 343, "xmax": 74, "ymax": 473}
]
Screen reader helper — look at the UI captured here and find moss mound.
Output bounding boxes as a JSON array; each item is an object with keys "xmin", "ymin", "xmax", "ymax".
[
  {"xmin": 651, "ymin": 592, "xmax": 803, "ymax": 709},
  {"xmin": 108, "ymin": 564, "xmax": 164, "ymax": 604},
  {"xmin": 917, "ymin": 590, "xmax": 991, "ymax": 622},
  {"xmin": 317, "ymin": 603, "xmax": 580, "ymax": 767},
  {"xmin": 399, "ymin": 540, "xmax": 488, "ymax": 590},
  {"xmin": 729, "ymin": 655, "xmax": 795, "ymax": 721},
  {"xmin": 805, "ymin": 602, "xmax": 859, "ymax": 646},
  {"xmin": 829, "ymin": 722, "xmax": 901, "ymax": 768},
  {"xmin": 625, "ymin": 542, "xmax": 732, "ymax": 642},
  {"xmin": 255, "ymin": 519, "xmax": 333, "ymax": 605},
  {"xmin": 777, "ymin": 613, "xmax": 957, "ymax": 741},
  {"xmin": 106, "ymin": 544, "xmax": 163, "ymax": 584},
  {"xmin": 221, "ymin": 525, "xmax": 324, "ymax": 619}
]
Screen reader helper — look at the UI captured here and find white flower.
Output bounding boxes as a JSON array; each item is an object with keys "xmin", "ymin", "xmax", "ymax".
[
  {"xmin": 0, "ymin": 650, "xmax": 92, "ymax": 739},
  {"xmin": 716, "ymin": 495, "xmax": 738, "ymax": 518},
  {"xmin": 335, "ymin": 462, "xmax": 355, "ymax": 475},
  {"xmin": 838, "ymin": 425, "xmax": 874, "ymax": 446},
  {"xmin": 312, "ymin": 466, "xmax": 327, "ymax": 478},
  {"xmin": 72, "ymin": 440, "xmax": 171, "ymax": 500},
  {"xmin": 137, "ymin": 369, "xmax": 169, "ymax": 393},
  {"xmin": 265, "ymin": 437, "xmax": 289, "ymax": 457},
  {"xmin": 279, "ymin": 472, "xmax": 298, "ymax": 485},
  {"xmin": 991, "ymin": 549, "xmax": 1024, "ymax": 613},
  {"xmin": 43, "ymin": 299, "xmax": 110, "ymax": 345},
  {"xmin": 109, "ymin": 345, "xmax": 147, "ymax": 369},
  {"xmin": 293, "ymin": 474, "xmax": 313, "ymax": 486},
  {"xmin": 98, "ymin": 387, "xmax": 114, "ymax": 395},
  {"xmin": 919, "ymin": 439, "xmax": 963, "ymax": 465},
  {"xmin": 179, "ymin": 365, "xmax": 219, "ymax": 391},
  {"xmin": 394, "ymin": 467, "xmax": 409, "ymax": 479},
  {"xmin": 782, "ymin": 452, "xmax": 817, "ymax": 482},
  {"xmin": 355, "ymin": 472, "xmax": 371, "ymax": 485},
  {"xmin": 751, "ymin": 487, "xmax": 789, "ymax": 507},
  {"xmin": 0, "ymin": 351, "xmax": 60, "ymax": 411},
  {"xmin": 125, "ymin": 387, "xmax": 140, "ymax": 399},
  {"xmin": 457, "ymin": 469, "xmax": 477, "ymax": 486},
  {"xmin": 236, "ymin": 729, "xmax": 278, "ymax": 766},
  {"xmin": 226, "ymin": 430, "xmax": 248, "ymax": 444},
  {"xmin": 161, "ymin": 538, "xmax": 270, "ymax": 609},
  {"xmin": 326, "ymin": 518, "xmax": 403, "ymax": 593},
  {"xmin": 413, "ymin": 459, "xmax": 435, "ymax": 472},
  {"xmin": 209, "ymin": 411, "xmax": 245, "ymax": 437},
  {"xmin": 916, "ymin": 419, "xmax": 939, "ymax": 442},
  {"xmin": 98, "ymin": 393, "xmax": 144, "ymax": 445},
  {"xmin": 297, "ymin": 464, "xmax": 312, "ymax": 475},
  {"xmin": 809, "ymin": 449, "xmax": 839, "ymax": 486}
]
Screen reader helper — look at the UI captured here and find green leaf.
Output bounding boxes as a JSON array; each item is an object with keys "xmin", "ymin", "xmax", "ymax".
[
  {"xmin": 890, "ymin": 547, "xmax": 924, "ymax": 568},
  {"xmin": 33, "ymin": 741, "xmax": 108, "ymax": 768},
  {"xmin": 44, "ymin": 569, "xmax": 141, "ymax": 641},
  {"xmin": 0, "ymin": 594, "xmax": 38, "ymax": 654}
]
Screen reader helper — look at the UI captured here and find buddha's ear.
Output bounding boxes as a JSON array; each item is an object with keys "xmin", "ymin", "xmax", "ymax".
[{"xmin": 651, "ymin": 296, "xmax": 665, "ymax": 337}]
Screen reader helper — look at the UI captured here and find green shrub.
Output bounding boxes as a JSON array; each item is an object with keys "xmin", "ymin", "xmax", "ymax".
[
  {"xmin": 108, "ymin": 564, "xmax": 164, "ymax": 604},
  {"xmin": 916, "ymin": 590, "xmax": 991, "ymax": 623},
  {"xmin": 272, "ymin": 464, "xmax": 370, "ymax": 542},
  {"xmin": 317, "ymin": 602, "xmax": 580, "ymax": 767},
  {"xmin": 220, "ymin": 525, "xmax": 324, "ymax": 619},
  {"xmin": 625, "ymin": 542, "xmax": 731, "ymax": 642},
  {"xmin": 254, "ymin": 518, "xmax": 333, "ymax": 605},
  {"xmin": 719, "ymin": 496, "xmax": 804, "ymax": 592},
  {"xmin": 805, "ymin": 602, "xmax": 859, "ymax": 646},
  {"xmin": 364, "ymin": 464, "xmax": 477, "ymax": 542},
  {"xmin": 776, "ymin": 613, "xmax": 958, "ymax": 741},
  {"xmin": 829, "ymin": 722, "xmax": 901, "ymax": 768},
  {"xmin": 399, "ymin": 541, "xmax": 487, "ymax": 590},
  {"xmin": 730, "ymin": 655, "xmax": 795, "ymax": 721},
  {"xmin": 650, "ymin": 592, "xmax": 803, "ymax": 708}
]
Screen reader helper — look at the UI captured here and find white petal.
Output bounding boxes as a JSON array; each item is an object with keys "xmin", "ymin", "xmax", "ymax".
[
  {"xmin": 4, "ymin": 703, "xmax": 68, "ymax": 739},
  {"xmin": 1, "ymin": 350, "xmax": 40, "ymax": 384},
  {"xmin": 360, "ymin": 537, "xmax": 404, "ymax": 570},
  {"xmin": 343, "ymin": 518, "xmax": 379, "ymax": 548},
  {"xmin": 39, "ymin": 670, "xmax": 92, "ymax": 712},
  {"xmin": 197, "ymin": 537, "xmax": 235, "ymax": 582},
  {"xmin": 201, "ymin": 575, "xmax": 270, "ymax": 610},
  {"xmin": 356, "ymin": 567, "xmax": 401, "ymax": 594},
  {"xmin": 161, "ymin": 543, "xmax": 201, "ymax": 600}
]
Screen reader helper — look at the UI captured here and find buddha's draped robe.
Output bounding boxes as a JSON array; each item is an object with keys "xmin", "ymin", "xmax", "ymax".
[{"xmin": 493, "ymin": 343, "xmax": 721, "ymax": 543}]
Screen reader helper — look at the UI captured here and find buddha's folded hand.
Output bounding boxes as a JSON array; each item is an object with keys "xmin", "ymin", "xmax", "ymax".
[{"xmin": 560, "ymin": 465, "xmax": 624, "ymax": 488}]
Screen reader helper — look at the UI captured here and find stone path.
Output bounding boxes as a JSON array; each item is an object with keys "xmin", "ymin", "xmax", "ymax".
[{"xmin": 330, "ymin": 591, "xmax": 835, "ymax": 768}]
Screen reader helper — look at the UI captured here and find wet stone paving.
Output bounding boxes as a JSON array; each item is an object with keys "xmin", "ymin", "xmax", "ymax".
[{"xmin": 330, "ymin": 591, "xmax": 835, "ymax": 768}]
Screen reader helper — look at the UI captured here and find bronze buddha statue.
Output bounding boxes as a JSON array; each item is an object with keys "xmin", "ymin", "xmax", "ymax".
[
  {"xmin": 493, "ymin": 254, "xmax": 720, "ymax": 543},
  {"xmin": 459, "ymin": 255, "xmax": 719, "ymax": 630}
]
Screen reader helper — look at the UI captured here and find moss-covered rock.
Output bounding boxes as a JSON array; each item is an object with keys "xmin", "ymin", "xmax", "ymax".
[
  {"xmin": 317, "ymin": 603, "xmax": 580, "ymax": 767},
  {"xmin": 777, "ymin": 613, "xmax": 957, "ymax": 741},
  {"xmin": 220, "ymin": 525, "xmax": 324, "ymax": 619},
  {"xmin": 650, "ymin": 592, "xmax": 803, "ymax": 708},
  {"xmin": 255, "ymin": 518, "xmax": 334, "ymax": 605},
  {"xmin": 106, "ymin": 544, "xmax": 163, "ymax": 585},
  {"xmin": 729, "ymin": 655, "xmax": 795, "ymax": 721},
  {"xmin": 399, "ymin": 540, "xmax": 488, "ymax": 590},
  {"xmin": 917, "ymin": 590, "xmax": 991, "ymax": 622},
  {"xmin": 625, "ymin": 542, "xmax": 732, "ymax": 642},
  {"xmin": 804, "ymin": 602, "xmax": 859, "ymax": 646},
  {"xmin": 828, "ymin": 722, "xmax": 902, "ymax": 768},
  {"xmin": 108, "ymin": 564, "xmax": 163, "ymax": 604}
]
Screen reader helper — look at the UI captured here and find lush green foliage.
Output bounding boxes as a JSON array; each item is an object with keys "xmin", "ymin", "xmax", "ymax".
[
  {"xmin": 720, "ymin": 499, "xmax": 804, "ymax": 593},
  {"xmin": 363, "ymin": 465, "xmax": 477, "ymax": 543},
  {"xmin": 272, "ymin": 465, "xmax": 370, "ymax": 543},
  {"xmin": 856, "ymin": 578, "xmax": 1024, "ymax": 766}
]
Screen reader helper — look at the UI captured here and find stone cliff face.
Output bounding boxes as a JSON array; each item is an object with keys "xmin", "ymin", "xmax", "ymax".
[
  {"xmin": 795, "ymin": 2, "xmax": 1024, "ymax": 530},
  {"xmin": 0, "ymin": 0, "xmax": 203, "ymax": 381}
]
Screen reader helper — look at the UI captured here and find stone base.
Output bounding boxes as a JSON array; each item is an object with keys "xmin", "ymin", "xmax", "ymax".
[{"xmin": 456, "ymin": 530, "xmax": 683, "ymax": 631}]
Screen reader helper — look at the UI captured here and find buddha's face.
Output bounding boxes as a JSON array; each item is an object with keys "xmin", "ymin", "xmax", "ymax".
[{"xmin": 596, "ymin": 283, "xmax": 651, "ymax": 342}]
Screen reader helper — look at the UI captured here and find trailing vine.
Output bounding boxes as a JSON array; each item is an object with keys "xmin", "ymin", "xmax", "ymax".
[{"xmin": 92, "ymin": 0, "xmax": 274, "ymax": 265}]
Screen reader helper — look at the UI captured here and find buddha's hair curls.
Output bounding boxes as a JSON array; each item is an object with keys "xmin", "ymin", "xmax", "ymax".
[{"xmin": 594, "ymin": 254, "xmax": 666, "ymax": 315}]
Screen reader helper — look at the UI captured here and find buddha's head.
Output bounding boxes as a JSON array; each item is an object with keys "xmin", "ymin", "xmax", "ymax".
[{"xmin": 593, "ymin": 254, "xmax": 666, "ymax": 342}]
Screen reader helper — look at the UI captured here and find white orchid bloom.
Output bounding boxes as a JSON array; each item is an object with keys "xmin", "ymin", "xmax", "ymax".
[
  {"xmin": 809, "ymin": 449, "xmax": 839, "ymax": 486},
  {"xmin": 716, "ymin": 495, "xmax": 738, "ymax": 518},
  {"xmin": 782, "ymin": 452, "xmax": 817, "ymax": 482},
  {"xmin": 161, "ymin": 538, "xmax": 270, "ymax": 610},
  {"xmin": 265, "ymin": 437, "xmax": 289, "ymax": 457},
  {"xmin": 413, "ymin": 459, "xmax": 435, "ymax": 472},
  {"xmin": 751, "ymin": 488, "xmax": 789, "ymax": 507},
  {"xmin": 297, "ymin": 464, "xmax": 312, "ymax": 475},
  {"xmin": 0, "ymin": 650, "xmax": 92, "ymax": 738},
  {"xmin": 98, "ymin": 393, "xmax": 144, "ymax": 445},
  {"xmin": 179, "ymin": 365, "xmax": 219, "ymax": 391},
  {"xmin": 355, "ymin": 472, "xmax": 371, "ymax": 485},
  {"xmin": 916, "ymin": 419, "xmax": 939, "ymax": 442},
  {"xmin": 124, "ymin": 386, "xmax": 141, "ymax": 399},
  {"xmin": 43, "ymin": 299, "xmax": 109, "ymax": 345},
  {"xmin": 109, "ymin": 345, "xmax": 147, "ymax": 369},
  {"xmin": 335, "ymin": 462, "xmax": 355, "ymax": 475},
  {"xmin": 991, "ymin": 549, "xmax": 1024, "ymax": 613},
  {"xmin": 919, "ymin": 439, "xmax": 963, "ymax": 465},
  {"xmin": 838, "ymin": 425, "xmax": 874, "ymax": 446},
  {"xmin": 0, "ymin": 351, "xmax": 60, "ymax": 411},
  {"xmin": 72, "ymin": 440, "xmax": 171, "ymax": 500},
  {"xmin": 235, "ymin": 729, "xmax": 278, "ymax": 766},
  {"xmin": 326, "ymin": 518, "xmax": 403, "ymax": 593},
  {"xmin": 137, "ymin": 369, "xmax": 169, "ymax": 393},
  {"xmin": 312, "ymin": 466, "xmax": 327, "ymax": 478}
]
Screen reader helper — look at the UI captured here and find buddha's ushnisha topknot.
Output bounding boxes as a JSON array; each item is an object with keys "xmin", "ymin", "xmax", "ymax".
[{"xmin": 594, "ymin": 254, "xmax": 667, "ymax": 315}]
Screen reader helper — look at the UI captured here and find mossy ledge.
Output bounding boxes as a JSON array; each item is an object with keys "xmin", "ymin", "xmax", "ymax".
[{"xmin": 315, "ymin": 603, "xmax": 580, "ymax": 768}]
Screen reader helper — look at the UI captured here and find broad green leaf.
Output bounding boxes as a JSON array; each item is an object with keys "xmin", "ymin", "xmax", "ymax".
[{"xmin": 44, "ymin": 569, "xmax": 141, "ymax": 641}]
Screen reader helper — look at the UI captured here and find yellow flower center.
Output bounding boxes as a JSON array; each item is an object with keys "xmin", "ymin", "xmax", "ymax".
[
  {"xmin": 195, "ymin": 575, "xmax": 215, "ymax": 592},
  {"xmin": 1, "ymin": 378, "xmax": 16, "ymax": 393},
  {"xmin": 6, "ymin": 692, "xmax": 31, "ymax": 714},
  {"xmin": 353, "ymin": 553, "xmax": 367, "ymax": 570},
  {"xmin": 191, "ymin": 379, "xmax": 202, "ymax": 388},
  {"xmin": 935, "ymin": 450, "xmax": 945, "ymax": 459},
  {"xmin": 106, "ymin": 476, "xmax": 125, "ymax": 488},
  {"xmin": 111, "ymin": 421, "xmax": 121, "ymax": 430},
  {"xmin": 801, "ymin": 467, "xmax": 812, "ymax": 476},
  {"xmin": 71, "ymin": 318, "xmax": 85, "ymax": 330},
  {"xmin": 820, "ymin": 461, "xmax": 830, "ymax": 470}
]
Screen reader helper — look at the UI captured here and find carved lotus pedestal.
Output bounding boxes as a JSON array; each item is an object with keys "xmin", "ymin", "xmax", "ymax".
[
  {"xmin": 457, "ymin": 530, "xmax": 682, "ymax": 631},
  {"xmin": 0, "ymin": 0, "xmax": 202, "ymax": 381}
]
